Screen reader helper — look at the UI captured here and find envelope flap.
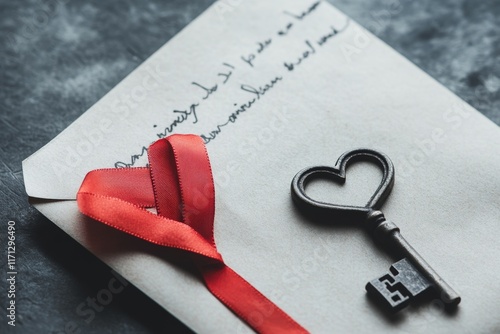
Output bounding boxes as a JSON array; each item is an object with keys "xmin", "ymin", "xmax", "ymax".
[{"xmin": 21, "ymin": 99, "xmax": 149, "ymax": 199}]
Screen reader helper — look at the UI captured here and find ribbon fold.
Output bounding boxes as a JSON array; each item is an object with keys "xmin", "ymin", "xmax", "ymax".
[{"xmin": 77, "ymin": 134, "xmax": 307, "ymax": 334}]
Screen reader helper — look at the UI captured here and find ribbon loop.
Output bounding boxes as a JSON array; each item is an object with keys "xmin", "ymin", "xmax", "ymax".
[{"xmin": 77, "ymin": 134, "xmax": 308, "ymax": 334}]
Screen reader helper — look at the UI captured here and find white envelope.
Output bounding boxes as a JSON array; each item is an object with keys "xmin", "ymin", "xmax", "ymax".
[{"xmin": 23, "ymin": 0, "xmax": 500, "ymax": 333}]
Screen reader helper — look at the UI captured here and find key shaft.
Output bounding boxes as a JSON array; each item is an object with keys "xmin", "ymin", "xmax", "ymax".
[{"xmin": 368, "ymin": 210, "xmax": 461, "ymax": 307}]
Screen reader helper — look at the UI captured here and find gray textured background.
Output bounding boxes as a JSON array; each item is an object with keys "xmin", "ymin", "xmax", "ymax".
[{"xmin": 0, "ymin": 0, "xmax": 498, "ymax": 333}]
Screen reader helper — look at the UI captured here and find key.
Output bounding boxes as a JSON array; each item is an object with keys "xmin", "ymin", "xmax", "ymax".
[
  {"xmin": 291, "ymin": 148, "xmax": 461, "ymax": 312},
  {"xmin": 364, "ymin": 210, "xmax": 460, "ymax": 311}
]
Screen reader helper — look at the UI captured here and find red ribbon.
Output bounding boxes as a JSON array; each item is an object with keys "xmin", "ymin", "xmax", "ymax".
[{"xmin": 77, "ymin": 134, "xmax": 307, "ymax": 333}]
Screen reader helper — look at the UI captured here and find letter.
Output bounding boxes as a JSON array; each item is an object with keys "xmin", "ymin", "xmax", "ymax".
[
  {"xmin": 215, "ymin": 2, "xmax": 234, "ymax": 16},
  {"xmin": 371, "ymin": 9, "xmax": 392, "ymax": 28},
  {"xmin": 269, "ymin": 115, "xmax": 285, "ymax": 132},
  {"xmin": 443, "ymin": 109, "xmax": 462, "ymax": 129},
  {"xmin": 314, "ymin": 244, "xmax": 329, "ymax": 261},
  {"xmin": 84, "ymin": 127, "xmax": 103, "ymax": 146},
  {"xmin": 145, "ymin": 64, "xmax": 164, "ymax": 84},
  {"xmin": 364, "ymin": 20, "xmax": 383, "ymax": 35},
  {"xmin": 99, "ymin": 117, "xmax": 113, "ymax": 133},
  {"xmin": 108, "ymin": 278, "xmax": 125, "ymax": 294},
  {"xmin": 236, "ymin": 322, "xmax": 253, "ymax": 334},
  {"xmin": 282, "ymin": 270, "xmax": 301, "ymax": 291},
  {"xmin": 259, "ymin": 300, "xmax": 275, "ymax": 317},
  {"xmin": 33, "ymin": 9, "xmax": 50, "ymax": 28},
  {"xmin": 284, "ymin": 62, "xmax": 294, "ymax": 71},
  {"xmin": 192, "ymin": 189, "xmax": 210, "ymax": 210},
  {"xmin": 227, "ymin": 160, "xmax": 240, "ymax": 175},
  {"xmin": 192, "ymin": 82, "xmax": 216, "ymax": 100},
  {"xmin": 86, "ymin": 297, "xmax": 104, "ymax": 312},
  {"xmin": 189, "ymin": 104, "xmax": 199, "ymax": 124},
  {"xmin": 6, "ymin": 32, "xmax": 22, "ymax": 52},
  {"xmin": 432, "ymin": 128, "xmax": 447, "ymax": 144},
  {"xmin": 7, "ymin": 302, "xmax": 15, "ymax": 310},
  {"xmin": 408, "ymin": 149, "xmax": 426, "ymax": 166},
  {"xmin": 110, "ymin": 98, "xmax": 129, "ymax": 118},
  {"xmin": 397, "ymin": 157, "xmax": 415, "ymax": 179},
  {"xmin": 64, "ymin": 147, "xmax": 82, "ymax": 168},
  {"xmin": 153, "ymin": 62, "xmax": 169, "ymax": 77},
  {"xmin": 227, "ymin": 0, "xmax": 242, "ymax": 6},
  {"xmin": 241, "ymin": 84, "xmax": 260, "ymax": 99},
  {"xmin": 122, "ymin": 93, "xmax": 137, "ymax": 109},
  {"xmin": 214, "ymin": 170, "xmax": 231, "ymax": 188},
  {"xmin": 20, "ymin": 24, "xmax": 37, "ymax": 41},
  {"xmin": 76, "ymin": 302, "xmax": 95, "ymax": 324},
  {"xmin": 130, "ymin": 85, "xmax": 147, "ymax": 103},
  {"xmin": 247, "ymin": 311, "xmax": 264, "ymax": 327},
  {"xmin": 76, "ymin": 139, "xmax": 93, "ymax": 157},
  {"xmin": 415, "ymin": 137, "xmax": 435, "ymax": 156},
  {"xmin": 268, "ymin": 289, "xmax": 284, "ymax": 304},
  {"xmin": 142, "ymin": 73, "xmax": 159, "ymax": 91},
  {"xmin": 274, "ymin": 106, "xmax": 291, "ymax": 124},
  {"xmin": 96, "ymin": 289, "xmax": 113, "ymax": 306},
  {"xmin": 65, "ymin": 321, "xmax": 80, "ymax": 334},
  {"xmin": 247, "ymin": 136, "xmax": 263, "ymax": 152},
  {"xmin": 241, "ymin": 54, "xmax": 255, "ymax": 68},
  {"xmin": 291, "ymin": 265, "xmax": 308, "ymax": 280},
  {"xmin": 258, "ymin": 127, "xmax": 274, "ymax": 144},
  {"xmin": 340, "ymin": 43, "xmax": 361, "ymax": 61},
  {"xmin": 353, "ymin": 28, "xmax": 371, "ymax": 49},
  {"xmin": 8, "ymin": 320, "xmax": 15, "ymax": 326},
  {"xmin": 238, "ymin": 140, "xmax": 257, "ymax": 161},
  {"xmin": 302, "ymin": 257, "xmax": 318, "ymax": 273},
  {"xmin": 114, "ymin": 161, "xmax": 129, "ymax": 168},
  {"xmin": 455, "ymin": 102, "xmax": 471, "ymax": 119},
  {"xmin": 111, "ymin": 270, "xmax": 129, "ymax": 287},
  {"xmin": 388, "ymin": 0, "xmax": 403, "ymax": 15},
  {"xmin": 41, "ymin": 0, "xmax": 59, "ymax": 14},
  {"xmin": 305, "ymin": 40, "xmax": 316, "ymax": 55}
]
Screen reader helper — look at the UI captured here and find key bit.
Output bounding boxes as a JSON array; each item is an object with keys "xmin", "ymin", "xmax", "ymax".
[
  {"xmin": 366, "ymin": 258, "xmax": 431, "ymax": 311},
  {"xmin": 366, "ymin": 210, "xmax": 461, "ymax": 311}
]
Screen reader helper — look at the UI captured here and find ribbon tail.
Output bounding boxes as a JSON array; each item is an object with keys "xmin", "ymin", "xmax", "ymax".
[{"xmin": 201, "ymin": 264, "xmax": 308, "ymax": 334}]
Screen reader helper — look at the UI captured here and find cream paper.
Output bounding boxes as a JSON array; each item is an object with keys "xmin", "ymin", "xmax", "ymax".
[{"xmin": 23, "ymin": 0, "xmax": 500, "ymax": 332}]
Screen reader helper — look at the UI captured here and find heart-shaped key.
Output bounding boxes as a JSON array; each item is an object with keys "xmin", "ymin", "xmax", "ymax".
[{"xmin": 291, "ymin": 148, "xmax": 461, "ymax": 312}]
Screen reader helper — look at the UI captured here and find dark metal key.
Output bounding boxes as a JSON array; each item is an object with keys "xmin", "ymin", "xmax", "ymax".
[{"xmin": 291, "ymin": 148, "xmax": 461, "ymax": 312}]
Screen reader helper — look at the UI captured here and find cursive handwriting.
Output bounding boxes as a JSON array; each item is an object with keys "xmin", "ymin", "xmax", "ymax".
[
  {"xmin": 218, "ymin": 63, "xmax": 235, "ymax": 83},
  {"xmin": 114, "ymin": 1, "xmax": 345, "ymax": 168},
  {"xmin": 277, "ymin": 22, "xmax": 294, "ymax": 36},
  {"xmin": 115, "ymin": 145, "xmax": 148, "ymax": 168},
  {"xmin": 284, "ymin": 1, "xmax": 321, "ymax": 21},
  {"xmin": 284, "ymin": 40, "xmax": 316, "ymax": 71},
  {"xmin": 284, "ymin": 22, "xmax": 347, "ymax": 71},
  {"xmin": 241, "ymin": 39, "xmax": 273, "ymax": 68},
  {"xmin": 201, "ymin": 76, "xmax": 283, "ymax": 144},
  {"xmin": 156, "ymin": 104, "xmax": 199, "ymax": 139},
  {"xmin": 317, "ymin": 21, "xmax": 350, "ymax": 46},
  {"xmin": 115, "ymin": 104, "xmax": 199, "ymax": 168},
  {"xmin": 192, "ymin": 82, "xmax": 218, "ymax": 100}
]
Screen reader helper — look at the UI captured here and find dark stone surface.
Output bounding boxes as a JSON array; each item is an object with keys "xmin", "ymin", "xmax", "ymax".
[{"xmin": 0, "ymin": 0, "xmax": 498, "ymax": 333}]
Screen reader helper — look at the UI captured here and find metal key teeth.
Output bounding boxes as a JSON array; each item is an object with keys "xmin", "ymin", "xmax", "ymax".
[
  {"xmin": 380, "ymin": 274, "xmax": 410, "ymax": 304},
  {"xmin": 366, "ymin": 258, "xmax": 431, "ymax": 312}
]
